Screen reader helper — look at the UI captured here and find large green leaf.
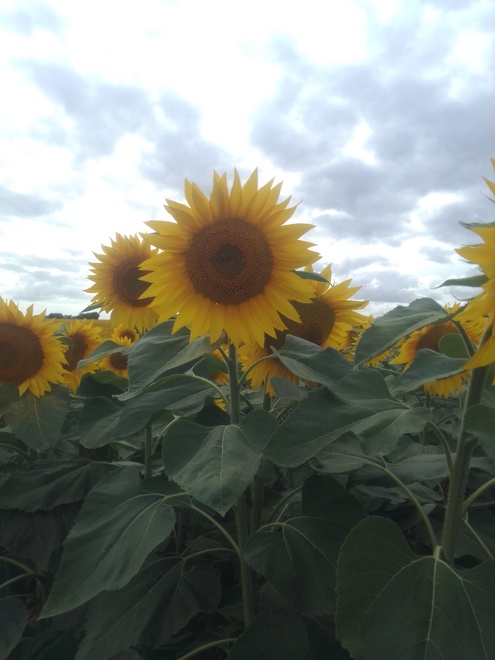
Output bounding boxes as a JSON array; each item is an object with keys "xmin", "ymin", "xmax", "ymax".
[
  {"xmin": 392, "ymin": 349, "xmax": 467, "ymax": 395},
  {"xmin": 40, "ymin": 467, "xmax": 176, "ymax": 618},
  {"xmin": 15, "ymin": 630, "xmax": 79, "ymax": 660},
  {"xmin": 264, "ymin": 369, "xmax": 430, "ymax": 466},
  {"xmin": 0, "ymin": 385, "xmax": 70, "ymax": 451},
  {"xmin": 162, "ymin": 410, "xmax": 277, "ymax": 515},
  {"xmin": 78, "ymin": 396, "xmax": 124, "ymax": 448},
  {"xmin": 244, "ymin": 476, "xmax": 366, "ymax": 615},
  {"xmin": 271, "ymin": 335, "xmax": 353, "ymax": 388},
  {"xmin": 0, "ymin": 459, "xmax": 113, "ymax": 511},
  {"xmin": 464, "ymin": 404, "xmax": 495, "ymax": 460},
  {"xmin": 0, "ymin": 599, "xmax": 28, "ymax": 659},
  {"xmin": 229, "ymin": 608, "xmax": 312, "ymax": 659},
  {"xmin": 123, "ymin": 321, "xmax": 220, "ymax": 398},
  {"xmin": 75, "ymin": 558, "xmax": 221, "ymax": 660},
  {"xmin": 336, "ymin": 516, "xmax": 495, "ymax": 659},
  {"xmin": 355, "ymin": 298, "xmax": 450, "ymax": 365},
  {"xmin": 0, "ymin": 505, "xmax": 79, "ymax": 573}
]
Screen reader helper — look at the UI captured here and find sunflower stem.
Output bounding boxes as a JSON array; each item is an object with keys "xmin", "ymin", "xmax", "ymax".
[
  {"xmin": 227, "ymin": 340, "xmax": 254, "ymax": 626},
  {"xmin": 441, "ymin": 363, "xmax": 487, "ymax": 564}
]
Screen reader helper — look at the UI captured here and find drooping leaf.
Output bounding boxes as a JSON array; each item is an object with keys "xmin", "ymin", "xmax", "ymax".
[
  {"xmin": 355, "ymin": 298, "xmax": 450, "ymax": 365},
  {"xmin": 264, "ymin": 369, "xmax": 430, "ymax": 466},
  {"xmin": 77, "ymin": 340, "xmax": 131, "ymax": 368},
  {"xmin": 0, "ymin": 385, "xmax": 70, "ymax": 451},
  {"xmin": 76, "ymin": 558, "xmax": 221, "ymax": 660},
  {"xmin": 0, "ymin": 459, "xmax": 113, "ymax": 511},
  {"xmin": 271, "ymin": 335, "xmax": 353, "ymax": 388},
  {"xmin": 123, "ymin": 321, "xmax": 220, "ymax": 398},
  {"xmin": 229, "ymin": 608, "xmax": 312, "ymax": 659},
  {"xmin": 244, "ymin": 476, "xmax": 366, "ymax": 615},
  {"xmin": 0, "ymin": 599, "xmax": 28, "ymax": 659},
  {"xmin": 336, "ymin": 516, "xmax": 495, "ymax": 660},
  {"xmin": 392, "ymin": 349, "xmax": 467, "ymax": 395},
  {"xmin": 436, "ymin": 274, "xmax": 487, "ymax": 289},
  {"xmin": 162, "ymin": 410, "xmax": 277, "ymax": 515},
  {"xmin": 40, "ymin": 467, "xmax": 176, "ymax": 618}
]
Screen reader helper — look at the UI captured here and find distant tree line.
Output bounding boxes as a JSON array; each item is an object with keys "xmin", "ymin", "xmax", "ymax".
[{"xmin": 45, "ymin": 312, "xmax": 100, "ymax": 319}]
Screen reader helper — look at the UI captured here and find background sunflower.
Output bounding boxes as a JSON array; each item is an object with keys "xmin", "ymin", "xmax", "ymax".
[
  {"xmin": 58, "ymin": 319, "xmax": 103, "ymax": 392},
  {"xmin": 86, "ymin": 233, "xmax": 159, "ymax": 333},
  {"xmin": 240, "ymin": 265, "xmax": 368, "ymax": 395},
  {"xmin": 0, "ymin": 298, "xmax": 66, "ymax": 397}
]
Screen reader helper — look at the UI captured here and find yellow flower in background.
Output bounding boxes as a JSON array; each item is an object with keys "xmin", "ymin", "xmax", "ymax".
[
  {"xmin": 86, "ymin": 234, "xmax": 159, "ymax": 333},
  {"xmin": 239, "ymin": 265, "xmax": 368, "ymax": 395},
  {"xmin": 101, "ymin": 336, "xmax": 134, "ymax": 378},
  {"xmin": 59, "ymin": 319, "xmax": 103, "ymax": 392},
  {"xmin": 391, "ymin": 305, "xmax": 483, "ymax": 398},
  {"xmin": 111, "ymin": 323, "xmax": 139, "ymax": 344},
  {"xmin": 455, "ymin": 221, "xmax": 495, "ymax": 371},
  {"xmin": 0, "ymin": 298, "xmax": 66, "ymax": 397},
  {"xmin": 140, "ymin": 169, "xmax": 319, "ymax": 347}
]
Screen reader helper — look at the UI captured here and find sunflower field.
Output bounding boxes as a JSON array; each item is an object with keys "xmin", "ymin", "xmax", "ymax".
[{"xmin": 2, "ymin": 166, "xmax": 495, "ymax": 659}]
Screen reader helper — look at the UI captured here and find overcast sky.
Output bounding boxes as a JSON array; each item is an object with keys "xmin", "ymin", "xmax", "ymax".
[{"xmin": 1, "ymin": 0, "xmax": 494, "ymax": 318}]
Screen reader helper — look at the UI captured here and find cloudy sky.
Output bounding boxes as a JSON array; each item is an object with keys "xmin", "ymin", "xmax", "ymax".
[{"xmin": 1, "ymin": 0, "xmax": 494, "ymax": 318}]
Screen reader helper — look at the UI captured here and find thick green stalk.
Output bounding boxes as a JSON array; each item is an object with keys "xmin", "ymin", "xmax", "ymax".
[
  {"xmin": 441, "ymin": 364, "xmax": 487, "ymax": 564},
  {"xmin": 227, "ymin": 341, "xmax": 254, "ymax": 625}
]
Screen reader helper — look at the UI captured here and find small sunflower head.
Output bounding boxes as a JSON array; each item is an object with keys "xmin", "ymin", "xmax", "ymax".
[{"xmin": 86, "ymin": 233, "xmax": 159, "ymax": 333}]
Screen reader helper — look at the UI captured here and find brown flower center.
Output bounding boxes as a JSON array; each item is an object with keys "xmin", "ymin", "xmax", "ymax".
[
  {"xmin": 113, "ymin": 260, "xmax": 153, "ymax": 308},
  {"xmin": 65, "ymin": 333, "xmax": 89, "ymax": 371},
  {"xmin": 185, "ymin": 219, "xmax": 273, "ymax": 304},
  {"xmin": 265, "ymin": 298, "xmax": 336, "ymax": 350},
  {"xmin": 0, "ymin": 323, "xmax": 44, "ymax": 386},
  {"xmin": 416, "ymin": 323, "xmax": 456, "ymax": 352},
  {"xmin": 110, "ymin": 352, "xmax": 128, "ymax": 371}
]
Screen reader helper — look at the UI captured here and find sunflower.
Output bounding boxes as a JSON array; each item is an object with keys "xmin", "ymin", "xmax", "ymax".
[
  {"xmin": 100, "ymin": 336, "xmax": 134, "ymax": 378},
  {"xmin": 111, "ymin": 323, "xmax": 139, "ymax": 344},
  {"xmin": 58, "ymin": 319, "xmax": 103, "ymax": 392},
  {"xmin": 0, "ymin": 298, "xmax": 66, "ymax": 397},
  {"xmin": 455, "ymin": 220, "xmax": 495, "ymax": 371},
  {"xmin": 391, "ymin": 304, "xmax": 483, "ymax": 398},
  {"xmin": 239, "ymin": 265, "xmax": 368, "ymax": 395},
  {"xmin": 140, "ymin": 169, "xmax": 319, "ymax": 347},
  {"xmin": 86, "ymin": 234, "xmax": 159, "ymax": 333}
]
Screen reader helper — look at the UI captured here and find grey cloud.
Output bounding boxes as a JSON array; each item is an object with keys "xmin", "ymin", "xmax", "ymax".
[
  {"xmin": 15, "ymin": 61, "xmax": 157, "ymax": 161},
  {"xmin": 139, "ymin": 93, "xmax": 231, "ymax": 191},
  {"xmin": 0, "ymin": 186, "xmax": 63, "ymax": 218},
  {"xmin": 251, "ymin": 12, "xmax": 495, "ymax": 253}
]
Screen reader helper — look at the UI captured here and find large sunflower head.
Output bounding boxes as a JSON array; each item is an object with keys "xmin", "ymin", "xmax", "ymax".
[
  {"xmin": 239, "ymin": 265, "xmax": 369, "ymax": 395},
  {"xmin": 140, "ymin": 169, "xmax": 320, "ymax": 347},
  {"xmin": 57, "ymin": 319, "xmax": 103, "ymax": 392},
  {"xmin": 0, "ymin": 298, "xmax": 66, "ymax": 397},
  {"xmin": 86, "ymin": 233, "xmax": 159, "ymax": 333}
]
